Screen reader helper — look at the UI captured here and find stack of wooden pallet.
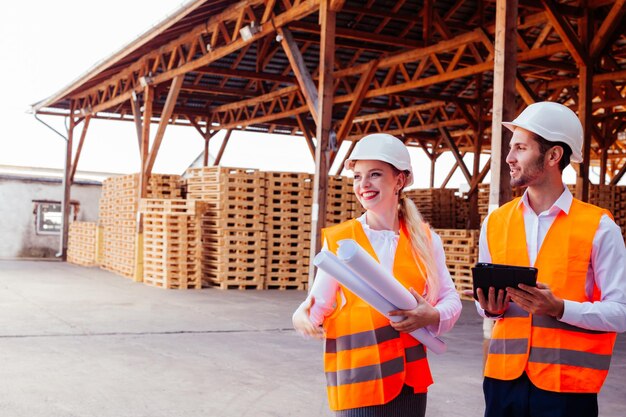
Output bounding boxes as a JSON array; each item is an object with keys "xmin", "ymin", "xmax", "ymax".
[
  {"xmin": 405, "ymin": 188, "xmax": 458, "ymax": 228},
  {"xmin": 436, "ymin": 228, "xmax": 479, "ymax": 301},
  {"xmin": 326, "ymin": 176, "xmax": 357, "ymax": 225},
  {"xmin": 187, "ymin": 167, "xmax": 266, "ymax": 289},
  {"xmin": 264, "ymin": 172, "xmax": 312, "ymax": 290},
  {"xmin": 405, "ymin": 189, "xmax": 436, "ymax": 224},
  {"xmin": 477, "ymin": 184, "xmax": 490, "ymax": 225},
  {"xmin": 67, "ymin": 221, "xmax": 98, "ymax": 266},
  {"xmin": 140, "ymin": 199, "xmax": 205, "ymax": 289},
  {"xmin": 433, "ymin": 189, "xmax": 457, "ymax": 228},
  {"xmin": 98, "ymin": 173, "xmax": 183, "ymax": 279},
  {"xmin": 99, "ymin": 174, "xmax": 139, "ymax": 278},
  {"xmin": 455, "ymin": 194, "xmax": 470, "ymax": 229},
  {"xmin": 148, "ymin": 174, "xmax": 183, "ymax": 199}
]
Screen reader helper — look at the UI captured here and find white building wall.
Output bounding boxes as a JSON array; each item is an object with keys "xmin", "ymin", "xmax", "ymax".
[{"xmin": 0, "ymin": 175, "xmax": 101, "ymax": 259}]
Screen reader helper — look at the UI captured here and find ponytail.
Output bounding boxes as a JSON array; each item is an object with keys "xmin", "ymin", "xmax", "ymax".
[{"xmin": 398, "ymin": 195, "xmax": 440, "ymax": 305}]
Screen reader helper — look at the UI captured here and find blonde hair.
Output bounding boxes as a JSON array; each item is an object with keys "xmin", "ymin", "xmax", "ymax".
[{"xmin": 394, "ymin": 173, "xmax": 439, "ymax": 305}]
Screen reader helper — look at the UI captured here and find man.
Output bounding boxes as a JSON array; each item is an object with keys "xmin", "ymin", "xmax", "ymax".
[{"xmin": 475, "ymin": 101, "xmax": 626, "ymax": 417}]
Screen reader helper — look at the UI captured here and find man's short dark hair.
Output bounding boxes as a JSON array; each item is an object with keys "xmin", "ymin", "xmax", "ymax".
[{"xmin": 532, "ymin": 134, "xmax": 572, "ymax": 172}]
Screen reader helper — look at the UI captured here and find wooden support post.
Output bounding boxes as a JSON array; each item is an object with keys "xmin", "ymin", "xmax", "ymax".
[
  {"xmin": 489, "ymin": 0, "xmax": 517, "ymax": 210},
  {"xmin": 60, "ymin": 108, "xmax": 76, "ymax": 261},
  {"xmin": 470, "ymin": 75, "xmax": 485, "ymax": 228},
  {"xmin": 576, "ymin": 9, "xmax": 592, "ymax": 202},
  {"xmin": 130, "ymin": 92, "xmax": 143, "ymax": 152},
  {"xmin": 135, "ymin": 86, "xmax": 153, "ymax": 283},
  {"xmin": 430, "ymin": 156, "xmax": 436, "ymax": 188},
  {"xmin": 69, "ymin": 115, "xmax": 91, "ymax": 184},
  {"xmin": 139, "ymin": 86, "xmax": 153, "ymax": 200},
  {"xmin": 203, "ymin": 129, "xmax": 211, "ymax": 167},
  {"xmin": 309, "ymin": 0, "xmax": 335, "ymax": 284},
  {"xmin": 423, "ymin": 0, "xmax": 433, "ymax": 44},
  {"xmin": 599, "ymin": 148, "xmax": 608, "ymax": 185},
  {"xmin": 214, "ymin": 129, "xmax": 232, "ymax": 166}
]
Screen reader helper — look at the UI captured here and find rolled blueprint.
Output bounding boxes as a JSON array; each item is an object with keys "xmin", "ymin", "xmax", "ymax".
[
  {"xmin": 313, "ymin": 250, "xmax": 447, "ymax": 354},
  {"xmin": 337, "ymin": 239, "xmax": 417, "ymax": 310}
]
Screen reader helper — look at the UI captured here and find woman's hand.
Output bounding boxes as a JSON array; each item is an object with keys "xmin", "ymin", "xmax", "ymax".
[
  {"xmin": 388, "ymin": 288, "xmax": 440, "ymax": 333},
  {"xmin": 292, "ymin": 296, "xmax": 325, "ymax": 339}
]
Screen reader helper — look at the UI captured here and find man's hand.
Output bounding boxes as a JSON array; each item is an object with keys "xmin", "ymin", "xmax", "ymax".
[
  {"xmin": 475, "ymin": 286, "xmax": 510, "ymax": 316},
  {"xmin": 388, "ymin": 288, "xmax": 440, "ymax": 333},
  {"xmin": 506, "ymin": 282, "xmax": 565, "ymax": 318}
]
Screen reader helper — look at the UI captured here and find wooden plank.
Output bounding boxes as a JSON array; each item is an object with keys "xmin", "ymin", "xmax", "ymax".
[
  {"xmin": 278, "ymin": 27, "xmax": 319, "ymax": 124},
  {"xmin": 214, "ymin": 129, "xmax": 232, "ymax": 166},
  {"xmin": 590, "ymin": 0, "xmax": 626, "ymax": 59},
  {"xmin": 144, "ymin": 75, "xmax": 183, "ymax": 175},
  {"xmin": 439, "ymin": 126, "xmax": 472, "ymax": 183},
  {"xmin": 540, "ymin": 0, "xmax": 587, "ymax": 65},
  {"xmin": 295, "ymin": 114, "xmax": 316, "ymax": 161},
  {"xmin": 335, "ymin": 59, "xmax": 378, "ymax": 145},
  {"xmin": 69, "ymin": 115, "xmax": 91, "ymax": 184}
]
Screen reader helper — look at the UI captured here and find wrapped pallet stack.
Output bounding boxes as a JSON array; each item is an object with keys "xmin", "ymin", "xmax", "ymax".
[
  {"xmin": 186, "ymin": 167, "xmax": 266, "ymax": 289},
  {"xmin": 140, "ymin": 199, "xmax": 205, "ymax": 289},
  {"xmin": 67, "ymin": 221, "xmax": 98, "ymax": 266},
  {"xmin": 264, "ymin": 172, "xmax": 312, "ymax": 290}
]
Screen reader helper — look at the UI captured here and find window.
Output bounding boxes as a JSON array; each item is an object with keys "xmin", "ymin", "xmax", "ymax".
[{"xmin": 33, "ymin": 201, "xmax": 78, "ymax": 235}]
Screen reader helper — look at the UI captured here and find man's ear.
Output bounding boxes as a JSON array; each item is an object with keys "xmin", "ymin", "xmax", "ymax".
[{"xmin": 548, "ymin": 145, "xmax": 564, "ymax": 167}]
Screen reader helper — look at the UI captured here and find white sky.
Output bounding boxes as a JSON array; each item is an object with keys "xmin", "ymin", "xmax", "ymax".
[{"xmin": 1, "ymin": 1, "xmax": 592, "ymax": 187}]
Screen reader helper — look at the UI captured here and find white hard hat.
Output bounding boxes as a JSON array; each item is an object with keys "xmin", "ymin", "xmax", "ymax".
[
  {"xmin": 502, "ymin": 101, "xmax": 583, "ymax": 163},
  {"xmin": 344, "ymin": 133, "xmax": 413, "ymax": 186}
]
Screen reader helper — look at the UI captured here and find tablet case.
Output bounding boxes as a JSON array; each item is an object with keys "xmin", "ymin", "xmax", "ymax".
[{"xmin": 471, "ymin": 262, "xmax": 538, "ymax": 300}]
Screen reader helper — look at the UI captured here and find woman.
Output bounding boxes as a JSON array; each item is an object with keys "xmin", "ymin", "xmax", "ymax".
[{"xmin": 293, "ymin": 133, "xmax": 462, "ymax": 416}]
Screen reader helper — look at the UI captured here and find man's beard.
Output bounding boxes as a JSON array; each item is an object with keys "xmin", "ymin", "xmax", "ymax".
[{"xmin": 510, "ymin": 153, "xmax": 545, "ymax": 188}]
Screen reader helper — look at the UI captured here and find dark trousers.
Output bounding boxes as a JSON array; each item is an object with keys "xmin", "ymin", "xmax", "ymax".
[
  {"xmin": 484, "ymin": 373, "xmax": 598, "ymax": 417},
  {"xmin": 336, "ymin": 385, "xmax": 427, "ymax": 417}
]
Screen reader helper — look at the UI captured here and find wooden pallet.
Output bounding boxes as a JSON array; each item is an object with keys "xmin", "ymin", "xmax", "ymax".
[{"xmin": 203, "ymin": 270, "xmax": 264, "ymax": 290}]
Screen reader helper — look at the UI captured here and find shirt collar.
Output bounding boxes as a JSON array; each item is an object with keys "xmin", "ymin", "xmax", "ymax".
[{"xmin": 518, "ymin": 184, "xmax": 573, "ymax": 215}]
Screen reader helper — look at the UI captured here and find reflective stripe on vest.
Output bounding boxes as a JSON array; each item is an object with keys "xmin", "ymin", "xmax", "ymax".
[
  {"xmin": 322, "ymin": 219, "xmax": 433, "ymax": 410},
  {"xmin": 485, "ymin": 198, "xmax": 617, "ymax": 393}
]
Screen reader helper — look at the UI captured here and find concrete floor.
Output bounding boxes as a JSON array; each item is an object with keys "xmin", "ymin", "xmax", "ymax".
[{"xmin": 0, "ymin": 260, "xmax": 623, "ymax": 417}]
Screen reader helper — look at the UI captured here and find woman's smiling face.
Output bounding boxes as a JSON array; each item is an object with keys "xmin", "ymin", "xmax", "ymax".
[{"xmin": 352, "ymin": 160, "xmax": 404, "ymax": 214}]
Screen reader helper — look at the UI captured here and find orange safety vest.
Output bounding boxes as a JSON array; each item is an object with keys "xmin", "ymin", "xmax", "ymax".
[
  {"xmin": 485, "ymin": 197, "xmax": 617, "ymax": 393},
  {"xmin": 321, "ymin": 219, "xmax": 433, "ymax": 411}
]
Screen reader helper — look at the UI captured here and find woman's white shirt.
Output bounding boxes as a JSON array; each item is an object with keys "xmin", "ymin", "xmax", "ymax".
[{"xmin": 308, "ymin": 214, "xmax": 462, "ymax": 336}]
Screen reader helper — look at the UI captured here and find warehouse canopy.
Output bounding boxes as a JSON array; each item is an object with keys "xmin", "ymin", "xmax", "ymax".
[
  {"xmin": 33, "ymin": 0, "xmax": 626, "ymax": 180},
  {"xmin": 32, "ymin": 0, "xmax": 626, "ymax": 260}
]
